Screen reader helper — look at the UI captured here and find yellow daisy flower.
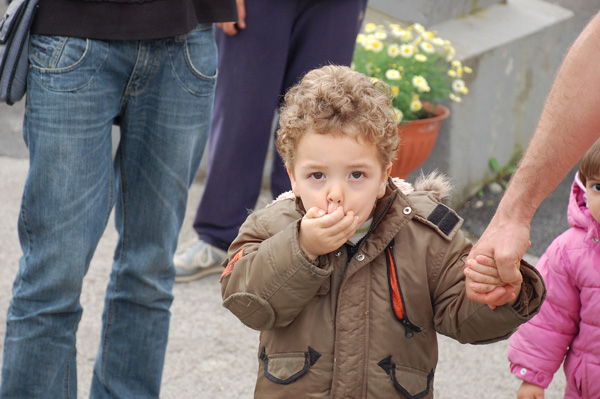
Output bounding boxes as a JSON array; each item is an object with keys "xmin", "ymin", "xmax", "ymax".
[
  {"xmin": 399, "ymin": 30, "xmax": 412, "ymax": 42},
  {"xmin": 375, "ymin": 31, "xmax": 387, "ymax": 40},
  {"xmin": 370, "ymin": 40, "xmax": 384, "ymax": 53},
  {"xmin": 399, "ymin": 44, "xmax": 414, "ymax": 58},
  {"xmin": 420, "ymin": 42, "xmax": 435, "ymax": 54},
  {"xmin": 387, "ymin": 44, "xmax": 400, "ymax": 58},
  {"xmin": 422, "ymin": 31, "xmax": 435, "ymax": 40},
  {"xmin": 391, "ymin": 25, "xmax": 404, "ymax": 38},
  {"xmin": 449, "ymin": 93, "xmax": 462, "ymax": 103},
  {"xmin": 452, "ymin": 79, "xmax": 466, "ymax": 93},
  {"xmin": 410, "ymin": 99, "xmax": 423, "ymax": 112},
  {"xmin": 385, "ymin": 69, "xmax": 401, "ymax": 80},
  {"xmin": 393, "ymin": 108, "xmax": 403, "ymax": 123},
  {"xmin": 412, "ymin": 75, "xmax": 427, "ymax": 88},
  {"xmin": 364, "ymin": 23, "xmax": 377, "ymax": 33},
  {"xmin": 413, "ymin": 23, "xmax": 425, "ymax": 33}
]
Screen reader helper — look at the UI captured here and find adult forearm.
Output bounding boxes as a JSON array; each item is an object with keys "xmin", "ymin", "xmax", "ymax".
[{"xmin": 501, "ymin": 11, "xmax": 600, "ymax": 220}]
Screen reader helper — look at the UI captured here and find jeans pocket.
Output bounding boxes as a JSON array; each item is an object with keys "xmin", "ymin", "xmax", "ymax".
[
  {"xmin": 168, "ymin": 23, "xmax": 217, "ymax": 97},
  {"xmin": 28, "ymin": 35, "xmax": 109, "ymax": 92},
  {"xmin": 378, "ymin": 356, "xmax": 434, "ymax": 399},
  {"xmin": 260, "ymin": 347, "xmax": 321, "ymax": 385}
]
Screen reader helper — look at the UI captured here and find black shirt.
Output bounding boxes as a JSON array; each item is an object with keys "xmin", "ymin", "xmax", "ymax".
[{"xmin": 31, "ymin": 0, "xmax": 238, "ymax": 40}]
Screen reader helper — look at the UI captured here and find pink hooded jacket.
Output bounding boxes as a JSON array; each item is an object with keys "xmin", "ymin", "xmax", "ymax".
[{"xmin": 508, "ymin": 174, "xmax": 600, "ymax": 398}]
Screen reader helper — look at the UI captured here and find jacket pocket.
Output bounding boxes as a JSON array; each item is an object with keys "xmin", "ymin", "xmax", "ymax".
[
  {"xmin": 378, "ymin": 356, "xmax": 433, "ymax": 399},
  {"xmin": 565, "ymin": 353, "xmax": 584, "ymax": 398},
  {"xmin": 567, "ymin": 354, "xmax": 599, "ymax": 399},
  {"xmin": 260, "ymin": 346, "xmax": 321, "ymax": 385}
]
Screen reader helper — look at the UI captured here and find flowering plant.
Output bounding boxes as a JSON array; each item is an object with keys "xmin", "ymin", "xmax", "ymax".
[{"xmin": 352, "ymin": 22, "xmax": 472, "ymax": 122}]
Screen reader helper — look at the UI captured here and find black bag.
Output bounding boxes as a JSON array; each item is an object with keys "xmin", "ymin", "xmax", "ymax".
[{"xmin": 0, "ymin": 0, "xmax": 38, "ymax": 105}]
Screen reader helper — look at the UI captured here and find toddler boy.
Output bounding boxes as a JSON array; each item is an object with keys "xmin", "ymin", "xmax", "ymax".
[{"xmin": 220, "ymin": 65, "xmax": 546, "ymax": 398}]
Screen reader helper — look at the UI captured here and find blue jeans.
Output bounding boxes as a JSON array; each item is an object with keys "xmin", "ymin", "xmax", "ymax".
[{"xmin": 0, "ymin": 24, "xmax": 217, "ymax": 399}]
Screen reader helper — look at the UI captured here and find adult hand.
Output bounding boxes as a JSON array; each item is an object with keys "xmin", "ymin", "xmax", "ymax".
[
  {"xmin": 298, "ymin": 206, "xmax": 360, "ymax": 260},
  {"xmin": 216, "ymin": 0, "xmax": 247, "ymax": 36},
  {"xmin": 466, "ymin": 206, "xmax": 529, "ymax": 306}
]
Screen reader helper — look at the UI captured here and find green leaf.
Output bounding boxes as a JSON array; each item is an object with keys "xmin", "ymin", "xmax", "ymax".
[{"xmin": 488, "ymin": 157, "xmax": 501, "ymax": 173}]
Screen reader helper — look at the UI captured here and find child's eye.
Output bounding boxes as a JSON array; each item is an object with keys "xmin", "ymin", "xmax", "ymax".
[
  {"xmin": 350, "ymin": 171, "xmax": 364, "ymax": 180},
  {"xmin": 593, "ymin": 183, "xmax": 600, "ymax": 192},
  {"xmin": 310, "ymin": 172, "xmax": 324, "ymax": 180}
]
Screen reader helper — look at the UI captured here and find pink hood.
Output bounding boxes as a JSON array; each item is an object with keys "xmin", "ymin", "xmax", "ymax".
[
  {"xmin": 568, "ymin": 172, "xmax": 600, "ymax": 242},
  {"xmin": 507, "ymin": 174, "xmax": 600, "ymax": 398}
]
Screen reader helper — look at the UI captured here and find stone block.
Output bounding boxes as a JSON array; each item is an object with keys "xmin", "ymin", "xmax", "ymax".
[{"xmin": 367, "ymin": 0, "xmax": 506, "ymax": 26}]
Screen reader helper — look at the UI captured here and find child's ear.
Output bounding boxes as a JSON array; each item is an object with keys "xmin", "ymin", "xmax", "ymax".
[
  {"xmin": 287, "ymin": 167, "xmax": 299, "ymax": 197},
  {"xmin": 377, "ymin": 163, "xmax": 393, "ymax": 199}
]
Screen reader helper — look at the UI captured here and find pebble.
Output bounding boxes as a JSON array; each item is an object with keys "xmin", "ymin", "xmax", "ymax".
[{"xmin": 489, "ymin": 182, "xmax": 504, "ymax": 194}]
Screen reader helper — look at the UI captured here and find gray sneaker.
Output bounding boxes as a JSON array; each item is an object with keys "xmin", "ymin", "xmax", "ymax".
[{"xmin": 174, "ymin": 239, "xmax": 227, "ymax": 283}]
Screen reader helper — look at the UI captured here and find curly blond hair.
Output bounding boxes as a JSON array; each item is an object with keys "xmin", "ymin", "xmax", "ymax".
[{"xmin": 276, "ymin": 65, "xmax": 399, "ymax": 170}]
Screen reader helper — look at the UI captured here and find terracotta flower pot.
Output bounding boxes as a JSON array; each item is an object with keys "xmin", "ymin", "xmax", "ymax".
[{"xmin": 390, "ymin": 103, "xmax": 451, "ymax": 179}]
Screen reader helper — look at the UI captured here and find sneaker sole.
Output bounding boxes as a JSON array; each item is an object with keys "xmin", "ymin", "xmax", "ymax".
[{"xmin": 175, "ymin": 265, "xmax": 223, "ymax": 283}]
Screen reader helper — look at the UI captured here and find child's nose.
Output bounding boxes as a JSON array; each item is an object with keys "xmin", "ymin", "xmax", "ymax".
[{"xmin": 327, "ymin": 182, "xmax": 344, "ymax": 207}]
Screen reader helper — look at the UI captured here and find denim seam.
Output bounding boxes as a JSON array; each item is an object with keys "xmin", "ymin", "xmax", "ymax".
[
  {"xmin": 99, "ymin": 147, "xmax": 128, "ymax": 381},
  {"xmin": 63, "ymin": 344, "xmax": 77, "ymax": 399},
  {"xmin": 122, "ymin": 42, "xmax": 159, "ymax": 100}
]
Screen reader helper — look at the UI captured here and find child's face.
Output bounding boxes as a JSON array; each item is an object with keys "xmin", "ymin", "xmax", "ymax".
[
  {"xmin": 585, "ymin": 175, "xmax": 600, "ymax": 224},
  {"xmin": 287, "ymin": 132, "xmax": 391, "ymax": 226}
]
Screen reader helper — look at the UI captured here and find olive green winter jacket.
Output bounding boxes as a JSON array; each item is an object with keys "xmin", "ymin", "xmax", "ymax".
[{"xmin": 220, "ymin": 174, "xmax": 545, "ymax": 399}]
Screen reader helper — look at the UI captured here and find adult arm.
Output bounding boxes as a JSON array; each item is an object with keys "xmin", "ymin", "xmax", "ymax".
[{"xmin": 467, "ymin": 10, "xmax": 600, "ymax": 304}]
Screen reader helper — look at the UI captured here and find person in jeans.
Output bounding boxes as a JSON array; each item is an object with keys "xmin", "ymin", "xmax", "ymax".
[
  {"xmin": 0, "ymin": 1, "xmax": 236, "ymax": 398},
  {"xmin": 174, "ymin": 0, "xmax": 368, "ymax": 282}
]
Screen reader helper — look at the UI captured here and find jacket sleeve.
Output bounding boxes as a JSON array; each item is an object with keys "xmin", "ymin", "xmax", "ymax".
[
  {"xmin": 507, "ymin": 238, "xmax": 580, "ymax": 389},
  {"xmin": 220, "ymin": 206, "xmax": 333, "ymax": 331},
  {"xmin": 431, "ymin": 230, "xmax": 546, "ymax": 345}
]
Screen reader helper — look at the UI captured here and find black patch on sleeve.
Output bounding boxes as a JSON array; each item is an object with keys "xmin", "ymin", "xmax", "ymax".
[{"xmin": 427, "ymin": 204, "xmax": 459, "ymax": 236}]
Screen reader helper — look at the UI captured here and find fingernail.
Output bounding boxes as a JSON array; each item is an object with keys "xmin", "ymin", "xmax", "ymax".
[{"xmin": 317, "ymin": 209, "xmax": 325, "ymax": 216}]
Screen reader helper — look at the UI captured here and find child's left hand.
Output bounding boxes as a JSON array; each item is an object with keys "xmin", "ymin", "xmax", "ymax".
[
  {"xmin": 464, "ymin": 255, "xmax": 520, "ymax": 308},
  {"xmin": 464, "ymin": 255, "xmax": 503, "ymax": 293}
]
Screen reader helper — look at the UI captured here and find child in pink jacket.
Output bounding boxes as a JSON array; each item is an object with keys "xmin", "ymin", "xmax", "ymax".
[{"xmin": 507, "ymin": 139, "xmax": 600, "ymax": 398}]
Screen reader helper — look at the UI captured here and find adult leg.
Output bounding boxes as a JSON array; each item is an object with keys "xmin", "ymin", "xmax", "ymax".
[
  {"xmin": 269, "ymin": 0, "xmax": 367, "ymax": 196},
  {"xmin": 0, "ymin": 35, "xmax": 121, "ymax": 399},
  {"xmin": 192, "ymin": 0, "xmax": 299, "ymax": 251},
  {"xmin": 89, "ymin": 25, "xmax": 217, "ymax": 398}
]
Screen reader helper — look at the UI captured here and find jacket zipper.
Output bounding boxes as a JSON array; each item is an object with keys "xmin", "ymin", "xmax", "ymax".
[
  {"xmin": 347, "ymin": 194, "xmax": 395, "ymax": 262},
  {"xmin": 385, "ymin": 239, "xmax": 421, "ymax": 338}
]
